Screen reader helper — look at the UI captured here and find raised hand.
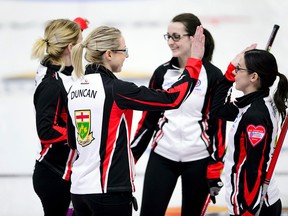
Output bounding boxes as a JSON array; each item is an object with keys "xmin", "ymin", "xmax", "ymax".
[
  {"xmin": 231, "ymin": 43, "xmax": 257, "ymax": 66},
  {"xmin": 190, "ymin": 25, "xmax": 205, "ymax": 60}
]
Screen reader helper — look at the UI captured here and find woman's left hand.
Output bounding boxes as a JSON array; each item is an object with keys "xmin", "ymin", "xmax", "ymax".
[{"xmin": 190, "ymin": 25, "xmax": 205, "ymax": 60}]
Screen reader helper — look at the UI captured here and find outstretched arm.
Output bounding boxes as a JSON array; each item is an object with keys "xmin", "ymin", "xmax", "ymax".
[{"xmin": 114, "ymin": 25, "xmax": 205, "ymax": 111}]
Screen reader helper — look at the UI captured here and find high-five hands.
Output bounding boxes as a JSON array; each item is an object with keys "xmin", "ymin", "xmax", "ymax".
[{"xmin": 190, "ymin": 25, "xmax": 205, "ymax": 60}]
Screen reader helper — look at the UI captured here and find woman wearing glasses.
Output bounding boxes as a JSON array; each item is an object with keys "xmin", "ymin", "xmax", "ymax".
[
  {"xmin": 211, "ymin": 44, "xmax": 286, "ymax": 216},
  {"xmin": 67, "ymin": 25, "xmax": 205, "ymax": 216},
  {"xmin": 131, "ymin": 13, "xmax": 226, "ymax": 216}
]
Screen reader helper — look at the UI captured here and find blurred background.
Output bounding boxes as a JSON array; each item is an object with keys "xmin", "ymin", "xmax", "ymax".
[{"xmin": 0, "ymin": 0, "xmax": 287, "ymax": 215}]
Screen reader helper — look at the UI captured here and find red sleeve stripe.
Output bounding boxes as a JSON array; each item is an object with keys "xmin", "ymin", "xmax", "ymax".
[
  {"xmin": 134, "ymin": 111, "xmax": 148, "ymax": 136},
  {"xmin": 39, "ymin": 97, "xmax": 67, "ymax": 144},
  {"xmin": 201, "ymin": 120, "xmax": 210, "ymax": 146},
  {"xmin": 63, "ymin": 149, "xmax": 77, "ymax": 181},
  {"xmin": 39, "ymin": 127, "xmax": 67, "ymax": 143},
  {"xmin": 232, "ymin": 132, "xmax": 247, "ymax": 215},
  {"xmin": 117, "ymin": 82, "xmax": 189, "ymax": 108},
  {"xmin": 38, "ymin": 144, "xmax": 52, "ymax": 161},
  {"xmin": 225, "ymin": 63, "xmax": 236, "ymax": 82},
  {"xmin": 207, "ymin": 162, "xmax": 224, "ymax": 179},
  {"xmin": 185, "ymin": 58, "xmax": 202, "ymax": 79},
  {"xmin": 217, "ymin": 119, "xmax": 225, "ymax": 158}
]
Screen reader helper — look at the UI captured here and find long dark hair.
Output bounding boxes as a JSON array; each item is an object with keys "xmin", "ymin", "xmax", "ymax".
[
  {"xmin": 171, "ymin": 13, "xmax": 214, "ymax": 61},
  {"xmin": 203, "ymin": 28, "xmax": 215, "ymax": 61},
  {"xmin": 244, "ymin": 49, "xmax": 288, "ymax": 121}
]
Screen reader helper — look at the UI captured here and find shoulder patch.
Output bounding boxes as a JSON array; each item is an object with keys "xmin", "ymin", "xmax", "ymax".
[{"xmin": 246, "ymin": 124, "xmax": 266, "ymax": 146}]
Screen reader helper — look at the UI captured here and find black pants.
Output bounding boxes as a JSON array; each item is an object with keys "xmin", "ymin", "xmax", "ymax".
[
  {"xmin": 140, "ymin": 151, "xmax": 210, "ymax": 216},
  {"xmin": 33, "ymin": 161, "xmax": 71, "ymax": 216},
  {"xmin": 71, "ymin": 192, "xmax": 133, "ymax": 216}
]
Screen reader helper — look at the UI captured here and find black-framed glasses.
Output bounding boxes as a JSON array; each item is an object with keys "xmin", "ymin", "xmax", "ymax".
[
  {"xmin": 163, "ymin": 33, "xmax": 190, "ymax": 42},
  {"xmin": 111, "ymin": 48, "xmax": 128, "ymax": 56},
  {"xmin": 235, "ymin": 65, "xmax": 249, "ymax": 73}
]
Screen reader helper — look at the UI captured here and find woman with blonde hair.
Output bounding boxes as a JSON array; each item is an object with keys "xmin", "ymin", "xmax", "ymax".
[
  {"xmin": 67, "ymin": 25, "xmax": 205, "ymax": 216},
  {"xmin": 31, "ymin": 18, "xmax": 82, "ymax": 216}
]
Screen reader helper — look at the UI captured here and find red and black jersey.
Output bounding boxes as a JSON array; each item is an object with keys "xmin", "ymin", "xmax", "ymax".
[
  {"xmin": 131, "ymin": 57, "xmax": 226, "ymax": 179},
  {"xmin": 67, "ymin": 58, "xmax": 201, "ymax": 194},
  {"xmin": 34, "ymin": 61, "xmax": 77, "ymax": 181},
  {"xmin": 211, "ymin": 63, "xmax": 280, "ymax": 215}
]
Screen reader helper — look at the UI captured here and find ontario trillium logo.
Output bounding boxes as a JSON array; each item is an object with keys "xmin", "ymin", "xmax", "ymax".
[{"xmin": 75, "ymin": 110, "xmax": 95, "ymax": 147}]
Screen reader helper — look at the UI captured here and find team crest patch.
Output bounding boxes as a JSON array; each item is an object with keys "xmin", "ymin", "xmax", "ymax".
[
  {"xmin": 246, "ymin": 124, "xmax": 266, "ymax": 146},
  {"xmin": 75, "ymin": 110, "xmax": 95, "ymax": 147}
]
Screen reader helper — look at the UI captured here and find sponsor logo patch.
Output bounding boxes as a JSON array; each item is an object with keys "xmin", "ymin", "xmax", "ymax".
[{"xmin": 246, "ymin": 124, "xmax": 266, "ymax": 146}]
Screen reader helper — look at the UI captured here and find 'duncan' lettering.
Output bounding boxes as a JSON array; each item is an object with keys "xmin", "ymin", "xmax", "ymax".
[{"xmin": 71, "ymin": 89, "xmax": 97, "ymax": 99}]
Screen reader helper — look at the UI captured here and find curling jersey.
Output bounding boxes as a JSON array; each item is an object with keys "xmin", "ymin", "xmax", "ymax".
[
  {"xmin": 131, "ymin": 57, "xmax": 226, "ymax": 179},
  {"xmin": 212, "ymin": 63, "xmax": 280, "ymax": 215},
  {"xmin": 34, "ymin": 61, "xmax": 77, "ymax": 181},
  {"xmin": 67, "ymin": 58, "xmax": 201, "ymax": 194}
]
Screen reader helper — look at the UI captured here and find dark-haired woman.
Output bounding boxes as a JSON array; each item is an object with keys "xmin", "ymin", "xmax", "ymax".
[
  {"xmin": 211, "ymin": 44, "xmax": 287, "ymax": 216},
  {"xmin": 131, "ymin": 13, "xmax": 226, "ymax": 216}
]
